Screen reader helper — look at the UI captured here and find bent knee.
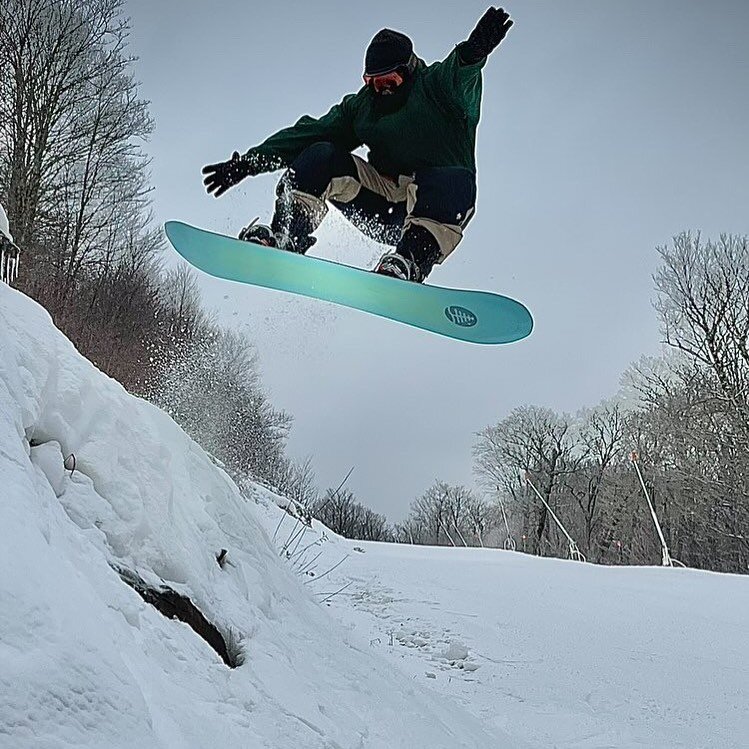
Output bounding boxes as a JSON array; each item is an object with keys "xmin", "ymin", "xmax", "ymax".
[{"xmin": 291, "ymin": 142, "xmax": 357, "ymax": 190}]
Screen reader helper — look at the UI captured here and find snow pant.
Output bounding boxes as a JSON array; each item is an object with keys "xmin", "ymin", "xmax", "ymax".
[{"xmin": 270, "ymin": 141, "xmax": 477, "ymax": 278}]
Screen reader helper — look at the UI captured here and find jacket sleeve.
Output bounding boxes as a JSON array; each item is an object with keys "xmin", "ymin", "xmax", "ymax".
[
  {"xmin": 428, "ymin": 45, "xmax": 486, "ymax": 123},
  {"xmin": 425, "ymin": 47, "xmax": 485, "ymax": 124},
  {"xmin": 243, "ymin": 94, "xmax": 362, "ymax": 173}
]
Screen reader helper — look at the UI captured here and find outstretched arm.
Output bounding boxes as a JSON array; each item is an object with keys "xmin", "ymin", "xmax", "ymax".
[
  {"xmin": 458, "ymin": 7, "xmax": 513, "ymax": 65},
  {"xmin": 203, "ymin": 96, "xmax": 361, "ymax": 198},
  {"xmin": 424, "ymin": 8, "xmax": 513, "ymax": 121}
]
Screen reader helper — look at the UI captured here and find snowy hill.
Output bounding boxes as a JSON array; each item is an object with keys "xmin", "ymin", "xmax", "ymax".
[
  {"xmin": 0, "ymin": 285, "xmax": 512, "ymax": 749},
  {"xmin": 1, "ymin": 283, "xmax": 747, "ymax": 749}
]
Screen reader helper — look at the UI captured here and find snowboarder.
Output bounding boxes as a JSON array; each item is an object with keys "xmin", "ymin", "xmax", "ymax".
[{"xmin": 202, "ymin": 7, "xmax": 514, "ymax": 283}]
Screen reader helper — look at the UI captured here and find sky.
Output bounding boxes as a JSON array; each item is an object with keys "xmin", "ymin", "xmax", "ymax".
[{"xmin": 124, "ymin": 0, "xmax": 749, "ymax": 521}]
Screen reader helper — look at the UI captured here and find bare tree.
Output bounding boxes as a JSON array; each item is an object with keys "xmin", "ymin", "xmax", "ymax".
[
  {"xmin": 310, "ymin": 489, "xmax": 392, "ymax": 541},
  {"xmin": 633, "ymin": 232, "xmax": 749, "ymax": 570},
  {"xmin": 159, "ymin": 264, "xmax": 207, "ymax": 341},
  {"xmin": 1, "ymin": 1, "xmax": 151, "ymax": 250},
  {"xmin": 267, "ymin": 456, "xmax": 319, "ymax": 511},
  {"xmin": 564, "ymin": 404, "xmax": 628, "ymax": 560},
  {"xmin": 474, "ymin": 406, "xmax": 582, "ymax": 555},
  {"xmin": 655, "ymin": 232, "xmax": 749, "ymax": 443},
  {"xmin": 151, "ymin": 325, "xmax": 292, "ymax": 484},
  {"xmin": 397, "ymin": 481, "xmax": 493, "ymax": 547},
  {"xmin": 623, "ymin": 353, "xmax": 749, "ymax": 571}
]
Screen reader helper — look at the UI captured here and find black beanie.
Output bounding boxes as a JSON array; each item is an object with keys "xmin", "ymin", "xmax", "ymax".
[{"xmin": 364, "ymin": 29, "xmax": 413, "ymax": 75}]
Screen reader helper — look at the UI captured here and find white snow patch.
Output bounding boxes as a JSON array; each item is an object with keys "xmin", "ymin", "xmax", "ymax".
[{"xmin": 289, "ymin": 530, "xmax": 749, "ymax": 748}]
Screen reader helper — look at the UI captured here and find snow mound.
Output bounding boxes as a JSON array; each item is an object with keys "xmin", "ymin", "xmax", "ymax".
[{"xmin": 0, "ymin": 285, "xmax": 516, "ymax": 749}]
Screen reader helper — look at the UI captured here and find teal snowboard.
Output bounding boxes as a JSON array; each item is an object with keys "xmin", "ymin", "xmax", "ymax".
[{"xmin": 164, "ymin": 221, "xmax": 533, "ymax": 345}]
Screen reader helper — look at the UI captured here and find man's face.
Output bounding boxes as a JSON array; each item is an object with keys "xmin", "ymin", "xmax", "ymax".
[{"xmin": 363, "ymin": 69, "xmax": 405, "ymax": 95}]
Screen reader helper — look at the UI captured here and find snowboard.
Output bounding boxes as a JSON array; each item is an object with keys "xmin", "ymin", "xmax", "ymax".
[{"xmin": 164, "ymin": 221, "xmax": 533, "ymax": 345}]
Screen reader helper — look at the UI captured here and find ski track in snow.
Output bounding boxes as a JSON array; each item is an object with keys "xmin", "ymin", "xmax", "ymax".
[
  {"xmin": 271, "ymin": 520, "xmax": 749, "ymax": 749},
  {"xmin": 2, "ymin": 282, "xmax": 748, "ymax": 749}
]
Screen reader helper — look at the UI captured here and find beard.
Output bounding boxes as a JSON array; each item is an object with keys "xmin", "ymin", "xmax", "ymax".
[{"xmin": 372, "ymin": 72, "xmax": 416, "ymax": 116}]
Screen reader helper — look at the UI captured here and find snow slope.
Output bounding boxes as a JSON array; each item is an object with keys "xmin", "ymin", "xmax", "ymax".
[
  {"xmin": 2, "ymin": 282, "xmax": 747, "ymax": 749},
  {"xmin": 0, "ymin": 285, "xmax": 516, "ymax": 749},
  {"xmin": 306, "ymin": 538, "xmax": 749, "ymax": 748}
]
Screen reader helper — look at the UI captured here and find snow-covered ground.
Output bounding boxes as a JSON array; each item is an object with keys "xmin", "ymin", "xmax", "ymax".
[
  {"xmin": 301, "ymin": 538, "xmax": 749, "ymax": 748},
  {"xmin": 1, "ymin": 283, "xmax": 747, "ymax": 749}
]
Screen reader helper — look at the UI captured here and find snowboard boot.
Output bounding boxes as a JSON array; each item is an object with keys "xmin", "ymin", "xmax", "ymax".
[
  {"xmin": 238, "ymin": 219, "xmax": 307, "ymax": 254},
  {"xmin": 268, "ymin": 178, "xmax": 319, "ymax": 255},
  {"xmin": 374, "ymin": 225, "xmax": 442, "ymax": 283}
]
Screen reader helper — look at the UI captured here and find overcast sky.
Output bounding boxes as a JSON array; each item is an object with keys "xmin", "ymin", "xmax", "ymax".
[{"xmin": 125, "ymin": 0, "xmax": 749, "ymax": 521}]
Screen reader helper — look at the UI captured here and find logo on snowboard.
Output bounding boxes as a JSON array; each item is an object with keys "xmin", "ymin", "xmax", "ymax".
[{"xmin": 444, "ymin": 305, "xmax": 478, "ymax": 327}]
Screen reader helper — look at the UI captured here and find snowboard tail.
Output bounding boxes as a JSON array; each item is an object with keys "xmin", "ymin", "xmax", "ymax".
[{"xmin": 164, "ymin": 221, "xmax": 533, "ymax": 345}]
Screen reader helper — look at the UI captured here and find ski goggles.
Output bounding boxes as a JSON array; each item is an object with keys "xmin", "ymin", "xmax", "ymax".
[{"xmin": 363, "ymin": 68, "xmax": 405, "ymax": 93}]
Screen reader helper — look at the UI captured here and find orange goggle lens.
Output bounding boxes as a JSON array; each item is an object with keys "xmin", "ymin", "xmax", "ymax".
[{"xmin": 363, "ymin": 69, "xmax": 405, "ymax": 93}]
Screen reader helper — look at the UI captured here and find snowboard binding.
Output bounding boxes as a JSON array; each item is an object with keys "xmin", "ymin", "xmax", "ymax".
[
  {"xmin": 238, "ymin": 219, "xmax": 306, "ymax": 254},
  {"xmin": 374, "ymin": 252, "xmax": 425, "ymax": 283}
]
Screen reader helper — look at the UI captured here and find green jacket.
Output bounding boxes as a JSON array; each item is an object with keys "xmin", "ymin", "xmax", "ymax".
[{"xmin": 245, "ymin": 47, "xmax": 486, "ymax": 178}]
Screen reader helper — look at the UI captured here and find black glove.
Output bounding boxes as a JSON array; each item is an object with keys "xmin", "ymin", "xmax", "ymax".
[
  {"xmin": 202, "ymin": 151, "xmax": 256, "ymax": 197},
  {"xmin": 460, "ymin": 7, "xmax": 513, "ymax": 65}
]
